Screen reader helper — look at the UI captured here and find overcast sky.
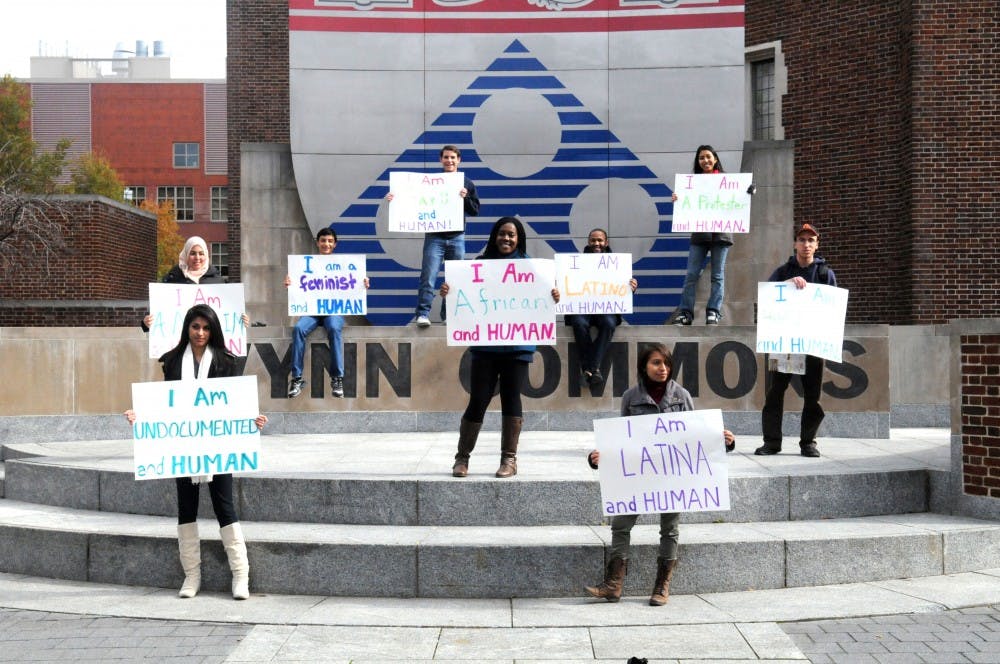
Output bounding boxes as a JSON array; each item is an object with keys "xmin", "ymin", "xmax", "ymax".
[{"xmin": 0, "ymin": 0, "xmax": 227, "ymax": 79}]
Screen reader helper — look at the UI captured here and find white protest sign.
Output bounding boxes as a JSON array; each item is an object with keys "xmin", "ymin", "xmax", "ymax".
[
  {"xmin": 756, "ymin": 282, "xmax": 849, "ymax": 362},
  {"xmin": 148, "ymin": 283, "xmax": 247, "ymax": 359},
  {"xmin": 593, "ymin": 409, "xmax": 730, "ymax": 516},
  {"xmin": 444, "ymin": 258, "xmax": 557, "ymax": 347},
  {"xmin": 554, "ymin": 253, "xmax": 633, "ymax": 316},
  {"xmin": 672, "ymin": 172, "xmax": 754, "ymax": 234},
  {"xmin": 130, "ymin": 375, "xmax": 262, "ymax": 480},
  {"xmin": 287, "ymin": 254, "xmax": 367, "ymax": 316},
  {"xmin": 388, "ymin": 170, "xmax": 465, "ymax": 233}
]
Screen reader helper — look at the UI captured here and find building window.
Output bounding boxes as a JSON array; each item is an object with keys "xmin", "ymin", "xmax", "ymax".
[
  {"xmin": 173, "ymin": 142, "xmax": 200, "ymax": 169},
  {"xmin": 211, "ymin": 242, "xmax": 229, "ymax": 277},
  {"xmin": 123, "ymin": 186, "xmax": 146, "ymax": 206},
  {"xmin": 745, "ymin": 41, "xmax": 786, "ymax": 141},
  {"xmin": 157, "ymin": 186, "xmax": 195, "ymax": 221},
  {"xmin": 211, "ymin": 186, "xmax": 228, "ymax": 222}
]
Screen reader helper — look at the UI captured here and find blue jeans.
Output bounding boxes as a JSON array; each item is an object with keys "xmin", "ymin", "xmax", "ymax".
[
  {"xmin": 416, "ymin": 233, "xmax": 465, "ymax": 319},
  {"xmin": 290, "ymin": 315, "xmax": 344, "ymax": 378},
  {"xmin": 678, "ymin": 243, "xmax": 729, "ymax": 315},
  {"xmin": 567, "ymin": 314, "xmax": 618, "ymax": 373}
]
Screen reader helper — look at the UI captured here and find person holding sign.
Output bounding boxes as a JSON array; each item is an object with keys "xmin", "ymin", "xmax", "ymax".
[
  {"xmin": 566, "ymin": 228, "xmax": 638, "ymax": 385},
  {"xmin": 757, "ymin": 223, "xmax": 837, "ymax": 458},
  {"xmin": 141, "ymin": 236, "xmax": 231, "ymax": 330},
  {"xmin": 670, "ymin": 145, "xmax": 753, "ymax": 326},
  {"xmin": 125, "ymin": 304, "xmax": 268, "ymax": 600},
  {"xmin": 387, "ymin": 145, "xmax": 479, "ymax": 327},
  {"xmin": 440, "ymin": 216, "xmax": 560, "ymax": 478},
  {"xmin": 284, "ymin": 227, "xmax": 369, "ymax": 399},
  {"xmin": 585, "ymin": 343, "xmax": 735, "ymax": 605}
]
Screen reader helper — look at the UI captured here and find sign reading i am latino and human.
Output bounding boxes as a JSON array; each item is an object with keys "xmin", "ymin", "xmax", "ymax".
[
  {"xmin": 287, "ymin": 254, "xmax": 367, "ymax": 316},
  {"xmin": 388, "ymin": 171, "xmax": 465, "ymax": 233},
  {"xmin": 147, "ymin": 284, "xmax": 247, "ymax": 359},
  {"xmin": 554, "ymin": 253, "xmax": 633, "ymax": 316},
  {"xmin": 593, "ymin": 409, "xmax": 730, "ymax": 516},
  {"xmin": 130, "ymin": 376, "xmax": 262, "ymax": 481},
  {"xmin": 756, "ymin": 282, "xmax": 849, "ymax": 362},
  {"xmin": 671, "ymin": 172, "xmax": 754, "ymax": 234},
  {"xmin": 444, "ymin": 258, "xmax": 557, "ymax": 347}
]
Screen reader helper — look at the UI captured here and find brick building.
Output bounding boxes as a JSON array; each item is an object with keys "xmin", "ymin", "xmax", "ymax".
[{"xmin": 225, "ymin": 0, "xmax": 998, "ymax": 325}]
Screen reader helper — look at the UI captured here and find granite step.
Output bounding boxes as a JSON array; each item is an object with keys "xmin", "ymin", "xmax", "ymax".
[{"xmin": 0, "ymin": 499, "xmax": 996, "ymax": 599}]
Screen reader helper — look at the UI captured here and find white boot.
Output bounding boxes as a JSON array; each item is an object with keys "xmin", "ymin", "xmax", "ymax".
[
  {"xmin": 220, "ymin": 522, "xmax": 250, "ymax": 600},
  {"xmin": 177, "ymin": 522, "xmax": 201, "ymax": 598}
]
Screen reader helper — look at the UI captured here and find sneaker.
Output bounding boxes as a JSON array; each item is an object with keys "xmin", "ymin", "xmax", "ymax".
[
  {"xmin": 415, "ymin": 315, "xmax": 431, "ymax": 328},
  {"xmin": 706, "ymin": 310, "xmax": 722, "ymax": 325},
  {"xmin": 672, "ymin": 311, "xmax": 693, "ymax": 326},
  {"xmin": 331, "ymin": 376, "xmax": 344, "ymax": 398},
  {"xmin": 287, "ymin": 376, "xmax": 305, "ymax": 399},
  {"xmin": 587, "ymin": 369, "xmax": 604, "ymax": 385}
]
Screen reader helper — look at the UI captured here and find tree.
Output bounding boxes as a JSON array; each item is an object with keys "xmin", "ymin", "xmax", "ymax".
[
  {"xmin": 141, "ymin": 199, "xmax": 186, "ymax": 280},
  {"xmin": 0, "ymin": 75, "xmax": 69, "ymax": 194},
  {"xmin": 69, "ymin": 151, "xmax": 125, "ymax": 201},
  {"xmin": 0, "ymin": 191, "xmax": 69, "ymax": 273}
]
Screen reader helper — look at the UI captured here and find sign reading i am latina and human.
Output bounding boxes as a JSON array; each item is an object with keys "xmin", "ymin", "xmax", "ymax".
[
  {"xmin": 756, "ymin": 282, "xmax": 849, "ymax": 362},
  {"xmin": 287, "ymin": 254, "xmax": 367, "ymax": 317},
  {"xmin": 593, "ymin": 409, "xmax": 730, "ymax": 516},
  {"xmin": 671, "ymin": 172, "xmax": 754, "ymax": 234},
  {"xmin": 148, "ymin": 283, "xmax": 247, "ymax": 359},
  {"xmin": 130, "ymin": 376, "xmax": 262, "ymax": 481},
  {"xmin": 444, "ymin": 258, "xmax": 557, "ymax": 347},
  {"xmin": 554, "ymin": 253, "xmax": 633, "ymax": 316},
  {"xmin": 387, "ymin": 171, "xmax": 465, "ymax": 233}
]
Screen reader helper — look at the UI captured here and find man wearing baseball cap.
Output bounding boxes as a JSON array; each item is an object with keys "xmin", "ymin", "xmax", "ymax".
[{"xmin": 756, "ymin": 223, "xmax": 838, "ymax": 458}]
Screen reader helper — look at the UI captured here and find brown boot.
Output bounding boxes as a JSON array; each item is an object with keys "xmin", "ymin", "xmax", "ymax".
[
  {"xmin": 649, "ymin": 557, "xmax": 677, "ymax": 606},
  {"xmin": 495, "ymin": 416, "xmax": 522, "ymax": 478},
  {"xmin": 452, "ymin": 418, "xmax": 482, "ymax": 477},
  {"xmin": 585, "ymin": 557, "xmax": 627, "ymax": 602}
]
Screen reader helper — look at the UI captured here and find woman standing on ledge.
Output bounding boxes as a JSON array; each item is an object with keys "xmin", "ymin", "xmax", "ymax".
[
  {"xmin": 439, "ymin": 216, "xmax": 560, "ymax": 478},
  {"xmin": 126, "ymin": 304, "xmax": 267, "ymax": 600}
]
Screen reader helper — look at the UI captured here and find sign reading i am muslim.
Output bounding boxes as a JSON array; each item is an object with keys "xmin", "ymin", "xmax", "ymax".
[
  {"xmin": 554, "ymin": 253, "xmax": 633, "ymax": 316},
  {"xmin": 756, "ymin": 282, "xmax": 849, "ymax": 362},
  {"xmin": 388, "ymin": 171, "xmax": 465, "ymax": 233},
  {"xmin": 147, "ymin": 283, "xmax": 247, "ymax": 359},
  {"xmin": 287, "ymin": 254, "xmax": 367, "ymax": 316},
  {"xmin": 672, "ymin": 172, "xmax": 754, "ymax": 234}
]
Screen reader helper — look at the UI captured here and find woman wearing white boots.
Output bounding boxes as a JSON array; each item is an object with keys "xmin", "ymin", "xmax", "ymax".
[{"xmin": 126, "ymin": 304, "xmax": 267, "ymax": 599}]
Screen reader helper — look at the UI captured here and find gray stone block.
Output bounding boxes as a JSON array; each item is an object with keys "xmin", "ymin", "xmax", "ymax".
[
  {"xmin": 892, "ymin": 404, "xmax": 950, "ymax": 428},
  {"xmin": 790, "ymin": 471, "xmax": 927, "ymax": 521},
  {"xmin": 682, "ymin": 475, "xmax": 789, "ymax": 524},
  {"xmin": 786, "ymin": 533, "xmax": 942, "ymax": 587},
  {"xmin": 99, "ymin": 472, "xmax": 177, "ymax": 517},
  {"xmin": 622, "ymin": 540, "xmax": 786, "ymax": 595},
  {"xmin": 5, "ymin": 461, "xmax": 99, "ymax": 510},
  {"xmin": 0, "ymin": 525, "xmax": 88, "ymax": 580},
  {"xmin": 417, "ymin": 480, "xmax": 600, "ymax": 526},
  {"xmin": 942, "ymin": 528, "xmax": 1000, "ymax": 574},
  {"xmin": 242, "ymin": 478, "xmax": 418, "ymax": 525}
]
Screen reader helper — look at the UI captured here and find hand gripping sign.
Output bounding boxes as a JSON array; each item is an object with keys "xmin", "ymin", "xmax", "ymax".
[
  {"xmin": 388, "ymin": 171, "xmax": 465, "ymax": 233},
  {"xmin": 756, "ymin": 282, "xmax": 849, "ymax": 362}
]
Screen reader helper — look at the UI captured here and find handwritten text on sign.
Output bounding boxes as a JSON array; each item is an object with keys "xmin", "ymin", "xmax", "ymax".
[
  {"xmin": 756, "ymin": 282, "xmax": 849, "ymax": 362},
  {"xmin": 287, "ymin": 254, "xmax": 367, "ymax": 317},
  {"xmin": 554, "ymin": 253, "xmax": 633, "ymax": 316},
  {"xmin": 593, "ymin": 409, "xmax": 730, "ymax": 515},
  {"xmin": 445, "ymin": 258, "xmax": 556, "ymax": 347},
  {"xmin": 672, "ymin": 172, "xmax": 754, "ymax": 234},
  {"xmin": 130, "ymin": 375, "xmax": 262, "ymax": 480},
  {"xmin": 148, "ymin": 283, "xmax": 246, "ymax": 359},
  {"xmin": 388, "ymin": 170, "xmax": 465, "ymax": 233}
]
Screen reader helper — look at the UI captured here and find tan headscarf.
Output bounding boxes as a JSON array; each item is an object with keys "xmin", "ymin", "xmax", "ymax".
[{"xmin": 178, "ymin": 236, "xmax": 210, "ymax": 283}]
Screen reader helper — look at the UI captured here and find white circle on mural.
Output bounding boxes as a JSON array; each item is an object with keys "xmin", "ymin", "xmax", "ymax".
[
  {"xmin": 568, "ymin": 179, "xmax": 659, "ymax": 260},
  {"xmin": 472, "ymin": 89, "xmax": 561, "ymax": 178}
]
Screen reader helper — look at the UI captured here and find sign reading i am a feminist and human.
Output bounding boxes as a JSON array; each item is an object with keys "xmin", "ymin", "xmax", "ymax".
[
  {"xmin": 444, "ymin": 258, "xmax": 557, "ymax": 346},
  {"xmin": 672, "ymin": 173, "xmax": 754, "ymax": 234},
  {"xmin": 287, "ymin": 254, "xmax": 367, "ymax": 317},
  {"xmin": 593, "ymin": 409, "xmax": 730, "ymax": 516},
  {"xmin": 130, "ymin": 376, "xmax": 262, "ymax": 481},
  {"xmin": 148, "ymin": 283, "xmax": 247, "ymax": 359},
  {"xmin": 554, "ymin": 253, "xmax": 633, "ymax": 316},
  {"xmin": 756, "ymin": 282, "xmax": 849, "ymax": 362},
  {"xmin": 388, "ymin": 171, "xmax": 465, "ymax": 233}
]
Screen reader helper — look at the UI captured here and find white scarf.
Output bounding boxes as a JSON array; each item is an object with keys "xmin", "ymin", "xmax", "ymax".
[{"xmin": 182, "ymin": 344, "xmax": 214, "ymax": 484}]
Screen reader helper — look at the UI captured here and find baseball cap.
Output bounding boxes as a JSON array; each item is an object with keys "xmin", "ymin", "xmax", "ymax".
[{"xmin": 795, "ymin": 223, "xmax": 819, "ymax": 239}]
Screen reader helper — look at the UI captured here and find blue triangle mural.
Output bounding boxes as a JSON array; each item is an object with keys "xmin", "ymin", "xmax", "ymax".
[{"xmin": 332, "ymin": 39, "xmax": 689, "ymax": 326}]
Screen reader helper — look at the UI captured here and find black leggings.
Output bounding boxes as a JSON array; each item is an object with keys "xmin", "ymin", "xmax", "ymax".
[
  {"xmin": 176, "ymin": 474, "xmax": 238, "ymax": 527},
  {"xmin": 463, "ymin": 353, "xmax": 528, "ymax": 422}
]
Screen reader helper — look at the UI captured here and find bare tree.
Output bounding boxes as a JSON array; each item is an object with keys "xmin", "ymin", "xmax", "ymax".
[{"xmin": 0, "ymin": 188, "xmax": 70, "ymax": 275}]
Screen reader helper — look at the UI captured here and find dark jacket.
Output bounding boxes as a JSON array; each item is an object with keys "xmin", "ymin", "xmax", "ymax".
[
  {"xmin": 159, "ymin": 345, "xmax": 237, "ymax": 382},
  {"xmin": 162, "ymin": 264, "xmax": 227, "ymax": 285},
  {"xmin": 768, "ymin": 256, "xmax": 837, "ymax": 286}
]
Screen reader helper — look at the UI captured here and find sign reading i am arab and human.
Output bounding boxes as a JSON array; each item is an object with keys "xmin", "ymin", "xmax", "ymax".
[
  {"xmin": 287, "ymin": 254, "xmax": 367, "ymax": 316},
  {"xmin": 756, "ymin": 282, "xmax": 849, "ymax": 362},
  {"xmin": 444, "ymin": 258, "xmax": 557, "ymax": 346},
  {"xmin": 130, "ymin": 376, "xmax": 262, "ymax": 481},
  {"xmin": 388, "ymin": 171, "xmax": 465, "ymax": 233},
  {"xmin": 671, "ymin": 172, "xmax": 754, "ymax": 234},
  {"xmin": 593, "ymin": 409, "xmax": 730, "ymax": 516},
  {"xmin": 554, "ymin": 253, "xmax": 633, "ymax": 316},
  {"xmin": 147, "ymin": 284, "xmax": 247, "ymax": 359}
]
